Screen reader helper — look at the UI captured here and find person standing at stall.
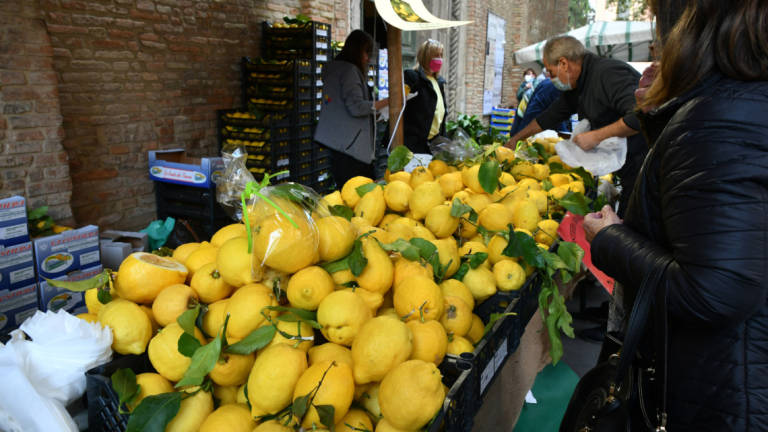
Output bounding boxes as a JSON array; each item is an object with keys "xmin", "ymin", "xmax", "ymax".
[
  {"xmin": 505, "ymin": 36, "xmax": 645, "ymax": 217},
  {"xmin": 314, "ymin": 30, "xmax": 388, "ymax": 185},
  {"xmin": 402, "ymin": 39, "xmax": 448, "ymax": 154}
]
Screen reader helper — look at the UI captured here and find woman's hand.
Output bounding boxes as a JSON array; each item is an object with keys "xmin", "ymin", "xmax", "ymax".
[{"xmin": 583, "ymin": 205, "xmax": 622, "ymax": 242}]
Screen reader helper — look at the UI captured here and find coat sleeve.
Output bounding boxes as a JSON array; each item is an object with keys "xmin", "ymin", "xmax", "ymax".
[
  {"xmin": 339, "ymin": 65, "xmax": 373, "ymax": 118},
  {"xmin": 592, "ymin": 131, "xmax": 768, "ymax": 328},
  {"xmin": 600, "ymin": 64, "xmax": 642, "ymax": 130},
  {"xmin": 536, "ymin": 93, "xmax": 575, "ymax": 131}
]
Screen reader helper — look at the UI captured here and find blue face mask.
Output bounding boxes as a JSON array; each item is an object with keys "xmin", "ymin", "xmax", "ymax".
[{"xmin": 551, "ymin": 65, "xmax": 572, "ymax": 91}]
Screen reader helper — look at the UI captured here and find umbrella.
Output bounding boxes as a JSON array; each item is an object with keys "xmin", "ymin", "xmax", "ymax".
[{"xmin": 514, "ymin": 21, "xmax": 655, "ymax": 65}]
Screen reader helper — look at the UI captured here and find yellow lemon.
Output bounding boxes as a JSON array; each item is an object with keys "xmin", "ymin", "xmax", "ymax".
[
  {"xmin": 438, "ymin": 171, "xmax": 464, "ymax": 199},
  {"xmin": 549, "ymin": 173, "xmax": 571, "ymax": 187},
  {"xmin": 244, "ymin": 196, "xmax": 307, "ymax": 226},
  {"xmin": 409, "ymin": 166, "xmax": 434, "ymax": 190},
  {"xmin": 461, "ymin": 164, "xmax": 485, "ymax": 194},
  {"xmin": 287, "ymin": 266, "xmax": 334, "ymax": 310},
  {"xmin": 211, "ymin": 223, "xmax": 247, "ymax": 248},
  {"xmin": 225, "ymin": 283, "xmax": 276, "ymax": 341},
  {"xmin": 209, "ymin": 353, "xmax": 256, "ymax": 387},
  {"xmin": 527, "ymin": 189, "xmax": 549, "ymax": 214},
  {"xmin": 213, "ymin": 384, "xmax": 239, "ymax": 405},
  {"xmin": 511, "ymin": 161, "xmax": 535, "ymax": 181},
  {"xmin": 98, "ymin": 298, "xmax": 153, "ymax": 355},
  {"xmin": 375, "ymin": 417, "xmax": 411, "ymax": 432},
  {"xmin": 406, "ymin": 319, "xmax": 447, "ymax": 365},
  {"xmin": 379, "ymin": 360, "xmax": 445, "ymax": 431},
  {"xmin": 535, "ymin": 219, "xmax": 560, "ymax": 246},
  {"xmin": 128, "ymin": 373, "xmax": 173, "ymax": 411},
  {"xmin": 379, "ymin": 213, "xmax": 400, "ymax": 230},
  {"xmin": 465, "ymin": 192, "xmax": 492, "ymax": 213},
  {"xmin": 293, "ymin": 360, "xmax": 355, "ymax": 427},
  {"xmin": 383, "ymin": 180, "xmax": 413, "ymax": 213},
  {"xmin": 394, "ymin": 276, "xmax": 444, "ymax": 322},
  {"xmin": 458, "ymin": 241, "xmax": 489, "ymax": 259},
  {"xmin": 309, "ymin": 342, "xmax": 354, "ymax": 368},
  {"xmin": 411, "ymin": 224, "xmax": 436, "ymax": 241},
  {"xmin": 465, "ymin": 314, "xmax": 485, "ymax": 345},
  {"xmin": 356, "ymin": 383, "xmax": 384, "ymax": 423},
  {"xmin": 247, "ymin": 344, "xmax": 308, "ymax": 417},
  {"xmin": 331, "ymin": 269, "xmax": 356, "ymax": 287},
  {"xmin": 166, "ymin": 388, "xmax": 213, "ymax": 432},
  {"xmin": 185, "ymin": 245, "xmax": 219, "ymax": 281},
  {"xmin": 151, "ymin": 283, "xmax": 199, "ymax": 327},
  {"xmin": 202, "ymin": 298, "xmax": 228, "ymax": 338},
  {"xmin": 116, "ymin": 252, "xmax": 188, "ymax": 304},
  {"xmin": 493, "ymin": 260, "xmax": 526, "ymax": 292},
  {"xmin": 495, "ymin": 146, "xmax": 515, "ymax": 164},
  {"xmin": 190, "ymin": 262, "xmax": 233, "ymax": 304},
  {"xmin": 428, "ymin": 159, "xmax": 450, "ymax": 177},
  {"xmin": 478, "ymin": 203, "xmax": 512, "ymax": 232},
  {"xmin": 199, "ymin": 404, "xmax": 255, "ymax": 432},
  {"xmin": 440, "ymin": 279, "xmax": 474, "ymax": 311},
  {"xmin": 254, "ymin": 419, "xmax": 295, "ymax": 432},
  {"xmin": 355, "ymin": 185, "xmax": 386, "ymax": 226},
  {"xmin": 355, "ymin": 237, "xmax": 394, "ymax": 295},
  {"xmin": 532, "ymin": 163, "xmax": 550, "ymax": 181},
  {"xmin": 462, "ymin": 266, "xmax": 497, "ymax": 302},
  {"xmin": 342, "ymin": 287, "xmax": 383, "ymax": 314},
  {"xmin": 323, "ymin": 190, "xmax": 345, "ymax": 208},
  {"xmin": 317, "ymin": 216, "xmax": 355, "ymax": 262},
  {"xmin": 147, "ymin": 322, "xmax": 206, "ymax": 381},
  {"xmin": 487, "ymin": 234, "xmax": 516, "ymax": 265},
  {"xmin": 140, "ymin": 305, "xmax": 159, "ymax": 335},
  {"xmin": 458, "ymin": 218, "xmax": 477, "ymax": 239},
  {"xmin": 408, "ymin": 181, "xmax": 443, "ymax": 221},
  {"xmin": 511, "ymin": 199, "xmax": 541, "ymax": 232},
  {"xmin": 337, "ymin": 408, "xmax": 374, "ymax": 432},
  {"xmin": 393, "ymin": 256, "xmax": 433, "ymax": 290},
  {"xmin": 85, "ymin": 285, "xmax": 116, "ymax": 315},
  {"xmin": 388, "ymin": 170, "xmax": 411, "ymax": 184},
  {"xmin": 351, "ymin": 316, "xmax": 413, "ymax": 384},
  {"xmin": 549, "ymin": 185, "xmax": 569, "ymax": 200},
  {"xmin": 216, "ymin": 236, "xmax": 258, "ymax": 288},
  {"xmin": 424, "ymin": 203, "xmax": 459, "ymax": 238},
  {"xmin": 446, "ymin": 335, "xmax": 475, "ymax": 355},
  {"xmin": 172, "ymin": 242, "xmax": 200, "ymax": 265},
  {"xmin": 268, "ymin": 318, "xmax": 315, "ymax": 352},
  {"xmin": 318, "ymin": 290, "xmax": 373, "ymax": 346},
  {"xmin": 341, "ymin": 176, "xmax": 374, "ymax": 208},
  {"xmin": 253, "ymin": 215, "xmax": 318, "ymax": 274},
  {"xmin": 499, "ymin": 171, "xmax": 516, "ymax": 187},
  {"xmin": 568, "ymin": 181, "xmax": 585, "ymax": 194},
  {"xmin": 440, "ymin": 296, "xmax": 472, "ymax": 337},
  {"xmin": 76, "ymin": 312, "xmax": 98, "ymax": 323},
  {"xmin": 433, "ymin": 238, "xmax": 460, "ymax": 278},
  {"xmin": 548, "ymin": 154, "xmax": 571, "ymax": 169}
]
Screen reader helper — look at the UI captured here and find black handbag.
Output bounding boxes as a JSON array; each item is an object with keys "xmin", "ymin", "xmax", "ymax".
[{"xmin": 560, "ymin": 260, "xmax": 673, "ymax": 432}]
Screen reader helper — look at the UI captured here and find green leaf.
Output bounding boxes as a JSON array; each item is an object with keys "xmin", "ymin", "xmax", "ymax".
[
  {"xmin": 541, "ymin": 178, "xmax": 554, "ymax": 192},
  {"xmin": 226, "ymin": 325, "xmax": 277, "ymax": 355},
  {"xmin": 356, "ymin": 183, "xmax": 378, "ymax": 198},
  {"xmin": 591, "ymin": 194, "xmax": 610, "ymax": 213},
  {"xmin": 111, "ymin": 368, "xmax": 140, "ymax": 409},
  {"xmin": 545, "ymin": 311, "xmax": 564, "ymax": 365},
  {"xmin": 548, "ymin": 162, "xmax": 565, "ymax": 173},
  {"xmin": 570, "ymin": 167, "xmax": 596, "ymax": 190},
  {"xmin": 178, "ymin": 332, "xmax": 202, "ymax": 357},
  {"xmin": 379, "ymin": 238, "xmax": 420, "ymax": 261},
  {"xmin": 468, "ymin": 209, "xmax": 479, "ymax": 224},
  {"xmin": 541, "ymin": 251, "xmax": 569, "ymax": 277},
  {"xmin": 502, "ymin": 227, "xmax": 546, "ymax": 268},
  {"xmin": 293, "ymin": 394, "xmax": 310, "ymax": 418},
  {"xmin": 453, "ymin": 262, "xmax": 470, "ymax": 281},
  {"xmin": 450, "ymin": 198, "xmax": 473, "ymax": 218},
  {"xmin": 387, "ymin": 146, "xmax": 413, "ymax": 172},
  {"xmin": 348, "ymin": 239, "xmax": 367, "ymax": 277},
  {"xmin": 557, "ymin": 242, "xmax": 584, "ymax": 273},
  {"xmin": 468, "ymin": 252, "xmax": 488, "ymax": 269},
  {"xmin": 126, "ymin": 392, "xmax": 182, "ymax": 432},
  {"xmin": 478, "ymin": 160, "xmax": 501, "ymax": 194},
  {"xmin": 482, "ymin": 312, "xmax": 517, "ymax": 337},
  {"xmin": 176, "ymin": 304, "xmax": 201, "ymax": 336},
  {"xmin": 43, "ymin": 270, "xmax": 109, "ymax": 292},
  {"xmin": 264, "ymin": 306, "xmax": 317, "ymax": 322},
  {"xmin": 97, "ymin": 287, "xmax": 112, "ymax": 304},
  {"xmin": 316, "ymin": 404, "xmax": 336, "ymax": 431},
  {"xmin": 558, "ymin": 191, "xmax": 591, "ymax": 216},
  {"xmin": 409, "ymin": 238, "xmax": 437, "ymax": 260},
  {"xmin": 322, "ymin": 256, "xmax": 350, "ymax": 274},
  {"xmin": 430, "ymin": 254, "xmax": 446, "ymax": 282},
  {"xmin": 329, "ymin": 205, "xmax": 354, "ymax": 221},
  {"xmin": 276, "ymin": 313, "xmax": 323, "ymax": 330},
  {"xmin": 175, "ymin": 333, "xmax": 223, "ymax": 388},
  {"xmin": 27, "ymin": 206, "xmax": 49, "ymax": 220}
]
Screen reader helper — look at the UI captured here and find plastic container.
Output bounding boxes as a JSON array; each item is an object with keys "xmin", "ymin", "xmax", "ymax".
[
  {"xmin": 86, "ymin": 354, "xmax": 154, "ymax": 432},
  {"xmin": 154, "ymin": 182, "xmax": 230, "ymax": 238}
]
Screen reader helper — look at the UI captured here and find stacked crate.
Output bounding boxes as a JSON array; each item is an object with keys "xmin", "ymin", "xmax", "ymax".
[{"xmin": 490, "ymin": 107, "xmax": 515, "ymax": 139}]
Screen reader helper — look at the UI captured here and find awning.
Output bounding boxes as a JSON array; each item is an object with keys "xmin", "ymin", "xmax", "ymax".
[{"xmin": 374, "ymin": 0, "xmax": 471, "ymax": 30}]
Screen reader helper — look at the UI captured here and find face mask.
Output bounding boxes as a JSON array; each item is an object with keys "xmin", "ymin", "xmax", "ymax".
[
  {"xmin": 429, "ymin": 58, "xmax": 443, "ymax": 73},
  {"xmin": 551, "ymin": 64, "xmax": 572, "ymax": 91},
  {"xmin": 524, "ymin": 75, "xmax": 534, "ymax": 83}
]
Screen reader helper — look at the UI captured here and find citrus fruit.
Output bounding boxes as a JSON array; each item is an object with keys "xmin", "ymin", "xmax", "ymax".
[
  {"xmin": 318, "ymin": 290, "xmax": 372, "ymax": 346},
  {"xmin": 253, "ymin": 215, "xmax": 318, "ymax": 274},
  {"xmin": 428, "ymin": 159, "xmax": 450, "ymax": 177},
  {"xmin": 216, "ymin": 236, "xmax": 258, "ymax": 288},
  {"xmin": 478, "ymin": 203, "xmax": 512, "ymax": 232},
  {"xmin": 462, "ymin": 266, "xmax": 497, "ymax": 302},
  {"xmin": 336, "ymin": 408, "xmax": 374, "ymax": 432},
  {"xmin": 441, "ymin": 296, "xmax": 473, "ymax": 337},
  {"xmin": 254, "ymin": 420, "xmax": 294, "ymax": 432},
  {"xmin": 201, "ymin": 298, "xmax": 228, "ymax": 338},
  {"xmin": 446, "ymin": 335, "xmax": 474, "ymax": 355},
  {"xmin": 85, "ymin": 285, "xmax": 116, "ymax": 315},
  {"xmin": 388, "ymin": 170, "xmax": 411, "ymax": 184},
  {"xmin": 392, "ymin": 256, "xmax": 433, "ymax": 290},
  {"xmin": 76, "ymin": 312, "xmax": 98, "ymax": 323},
  {"xmin": 308, "ymin": 342, "xmax": 354, "ymax": 368},
  {"xmin": 247, "ymin": 344, "xmax": 308, "ymax": 417},
  {"xmin": 293, "ymin": 360, "xmax": 355, "ymax": 427},
  {"xmin": 128, "ymin": 373, "xmax": 173, "ymax": 411},
  {"xmin": 147, "ymin": 322, "xmax": 206, "ymax": 382},
  {"xmin": 225, "ymin": 283, "xmax": 276, "ymax": 341},
  {"xmin": 487, "ymin": 234, "xmax": 513, "ymax": 265},
  {"xmin": 409, "ymin": 166, "xmax": 434, "ymax": 189},
  {"xmin": 211, "ymin": 223, "xmax": 247, "ymax": 248},
  {"xmin": 379, "ymin": 360, "xmax": 445, "ymax": 430},
  {"xmin": 351, "ymin": 316, "xmax": 413, "ymax": 384},
  {"xmin": 287, "ymin": 266, "xmax": 335, "ymax": 310},
  {"xmin": 406, "ymin": 319, "xmax": 447, "ymax": 365},
  {"xmin": 317, "ymin": 216, "xmax": 355, "ymax": 262},
  {"xmin": 383, "ymin": 180, "xmax": 413, "ymax": 213},
  {"xmin": 115, "ymin": 252, "xmax": 188, "ymax": 304},
  {"xmin": 465, "ymin": 314, "xmax": 485, "ymax": 344},
  {"xmin": 98, "ymin": 298, "xmax": 153, "ymax": 355},
  {"xmin": 166, "ymin": 388, "xmax": 213, "ymax": 432},
  {"xmin": 440, "ymin": 279, "xmax": 474, "ymax": 310},
  {"xmin": 493, "ymin": 260, "xmax": 526, "ymax": 291},
  {"xmin": 268, "ymin": 318, "xmax": 315, "ymax": 352},
  {"xmin": 209, "ymin": 353, "xmax": 256, "ymax": 387},
  {"xmin": 323, "ymin": 190, "xmax": 345, "ymax": 208},
  {"xmin": 213, "ymin": 384, "xmax": 239, "ymax": 405},
  {"xmin": 535, "ymin": 219, "xmax": 560, "ymax": 246},
  {"xmin": 409, "ymin": 181, "xmax": 443, "ymax": 221},
  {"xmin": 438, "ymin": 171, "xmax": 464, "ymax": 199},
  {"xmin": 341, "ymin": 176, "xmax": 374, "ymax": 208},
  {"xmin": 184, "ymin": 244, "xmax": 219, "ymax": 280},
  {"xmin": 171, "ymin": 242, "xmax": 200, "ymax": 265},
  {"xmin": 356, "ymin": 382, "xmax": 383, "ymax": 423},
  {"xmin": 151, "ymin": 283, "xmax": 199, "ymax": 327},
  {"xmin": 461, "ymin": 164, "xmax": 484, "ymax": 194},
  {"xmin": 355, "ymin": 184, "xmax": 386, "ymax": 226},
  {"xmin": 355, "ymin": 237, "xmax": 394, "ymax": 295},
  {"xmin": 393, "ymin": 276, "xmax": 444, "ymax": 322},
  {"xmin": 199, "ymin": 403, "xmax": 255, "ymax": 432},
  {"xmin": 424, "ymin": 203, "xmax": 459, "ymax": 238},
  {"xmin": 189, "ymin": 262, "xmax": 232, "ymax": 303},
  {"xmin": 511, "ymin": 199, "xmax": 541, "ymax": 232},
  {"xmin": 433, "ymin": 237, "xmax": 460, "ymax": 278}
]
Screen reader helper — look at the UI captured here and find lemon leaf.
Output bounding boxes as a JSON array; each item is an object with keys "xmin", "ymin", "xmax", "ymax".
[
  {"xmin": 97, "ymin": 287, "xmax": 112, "ymax": 305},
  {"xmin": 178, "ymin": 332, "xmax": 202, "ymax": 358},
  {"xmin": 264, "ymin": 305, "xmax": 316, "ymax": 322},
  {"xmin": 502, "ymin": 227, "xmax": 546, "ymax": 269},
  {"xmin": 541, "ymin": 178, "xmax": 554, "ymax": 191},
  {"xmin": 482, "ymin": 312, "xmax": 517, "ymax": 337},
  {"xmin": 379, "ymin": 238, "xmax": 420, "ymax": 261},
  {"xmin": 557, "ymin": 241, "xmax": 584, "ymax": 273},
  {"xmin": 111, "ymin": 368, "xmax": 140, "ymax": 409},
  {"xmin": 387, "ymin": 145, "xmax": 413, "ymax": 172},
  {"xmin": 450, "ymin": 198, "xmax": 473, "ymax": 218},
  {"xmin": 409, "ymin": 238, "xmax": 437, "ymax": 260},
  {"xmin": 176, "ymin": 304, "xmax": 201, "ymax": 336},
  {"xmin": 478, "ymin": 160, "xmax": 501, "ymax": 194},
  {"xmin": 453, "ymin": 262, "xmax": 470, "ymax": 281},
  {"xmin": 316, "ymin": 404, "xmax": 336, "ymax": 431},
  {"xmin": 226, "ymin": 325, "xmax": 277, "ymax": 355},
  {"xmin": 322, "ymin": 256, "xmax": 350, "ymax": 274},
  {"xmin": 175, "ymin": 335, "xmax": 222, "ymax": 388},
  {"xmin": 468, "ymin": 252, "xmax": 488, "ymax": 269},
  {"xmin": 329, "ymin": 205, "xmax": 354, "ymax": 220},
  {"xmin": 126, "ymin": 392, "xmax": 182, "ymax": 432},
  {"xmin": 557, "ymin": 191, "xmax": 591, "ymax": 216},
  {"xmin": 348, "ymin": 239, "xmax": 367, "ymax": 277},
  {"xmin": 355, "ymin": 183, "xmax": 378, "ymax": 197},
  {"xmin": 44, "ymin": 270, "xmax": 109, "ymax": 292},
  {"xmin": 293, "ymin": 394, "xmax": 310, "ymax": 418}
]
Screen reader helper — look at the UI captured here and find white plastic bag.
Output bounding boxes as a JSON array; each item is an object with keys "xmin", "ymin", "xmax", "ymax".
[{"xmin": 555, "ymin": 119, "xmax": 627, "ymax": 176}]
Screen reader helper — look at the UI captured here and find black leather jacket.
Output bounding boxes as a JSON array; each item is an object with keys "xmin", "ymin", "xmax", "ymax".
[
  {"xmin": 403, "ymin": 68, "xmax": 447, "ymax": 154},
  {"xmin": 592, "ymin": 73, "xmax": 768, "ymax": 430}
]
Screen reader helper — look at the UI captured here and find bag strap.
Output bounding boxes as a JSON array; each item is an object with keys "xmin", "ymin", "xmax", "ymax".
[{"xmin": 653, "ymin": 264, "xmax": 670, "ymax": 428}]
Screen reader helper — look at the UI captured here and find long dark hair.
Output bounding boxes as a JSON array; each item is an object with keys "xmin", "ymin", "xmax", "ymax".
[
  {"xmin": 336, "ymin": 30, "xmax": 373, "ymax": 74},
  {"xmin": 643, "ymin": 0, "xmax": 768, "ymax": 109}
]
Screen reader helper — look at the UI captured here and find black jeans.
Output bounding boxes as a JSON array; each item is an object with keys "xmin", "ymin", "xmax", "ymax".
[{"xmin": 323, "ymin": 144, "xmax": 375, "ymax": 187}]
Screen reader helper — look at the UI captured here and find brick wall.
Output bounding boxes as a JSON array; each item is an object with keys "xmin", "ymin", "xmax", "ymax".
[{"xmin": 0, "ymin": 1, "xmax": 75, "ymax": 224}]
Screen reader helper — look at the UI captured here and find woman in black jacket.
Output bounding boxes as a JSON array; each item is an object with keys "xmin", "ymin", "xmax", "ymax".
[
  {"xmin": 402, "ymin": 39, "xmax": 447, "ymax": 154},
  {"xmin": 584, "ymin": 0, "xmax": 768, "ymax": 429}
]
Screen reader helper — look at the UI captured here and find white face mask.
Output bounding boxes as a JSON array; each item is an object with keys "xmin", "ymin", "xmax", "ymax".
[{"xmin": 524, "ymin": 75, "xmax": 535, "ymax": 83}]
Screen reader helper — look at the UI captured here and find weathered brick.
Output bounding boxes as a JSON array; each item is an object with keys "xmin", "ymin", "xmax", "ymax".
[
  {"xmin": 27, "ymin": 71, "xmax": 58, "ymax": 85},
  {"xmin": 0, "ymin": 70, "xmax": 26, "ymax": 84},
  {"xmin": 46, "ymin": 24, "xmax": 88, "ymax": 34},
  {"xmin": 5, "ymin": 140, "xmax": 43, "ymax": 154}
]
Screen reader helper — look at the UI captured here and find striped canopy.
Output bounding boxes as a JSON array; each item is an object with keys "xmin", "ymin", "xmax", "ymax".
[{"xmin": 514, "ymin": 21, "xmax": 655, "ymax": 65}]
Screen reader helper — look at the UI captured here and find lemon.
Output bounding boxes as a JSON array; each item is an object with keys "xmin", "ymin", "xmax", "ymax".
[
  {"xmin": 85, "ymin": 285, "xmax": 116, "ymax": 315},
  {"xmin": 378, "ymin": 213, "xmax": 400, "ymax": 230},
  {"xmin": 293, "ymin": 360, "xmax": 355, "ymax": 427},
  {"xmin": 355, "ymin": 185, "xmax": 386, "ymax": 226},
  {"xmin": 209, "ymin": 353, "xmax": 256, "ymax": 387},
  {"xmin": 322, "ymin": 190, "xmax": 345, "ymax": 208},
  {"xmin": 213, "ymin": 384, "xmax": 239, "ymax": 405},
  {"xmin": 244, "ymin": 196, "xmax": 307, "ymax": 226},
  {"xmin": 350, "ymin": 217, "xmax": 390, "ymax": 243},
  {"xmin": 410, "ymin": 224, "xmax": 436, "ymax": 241},
  {"xmin": 356, "ymin": 382, "xmax": 384, "ymax": 422},
  {"xmin": 254, "ymin": 420, "xmax": 294, "ymax": 432},
  {"xmin": 351, "ymin": 316, "xmax": 413, "ymax": 384},
  {"xmin": 394, "ymin": 276, "xmax": 444, "ymax": 322},
  {"xmin": 461, "ymin": 164, "xmax": 485, "ymax": 194},
  {"xmin": 535, "ymin": 219, "xmax": 560, "ymax": 246},
  {"xmin": 317, "ymin": 216, "xmax": 355, "ymax": 262},
  {"xmin": 318, "ymin": 290, "xmax": 372, "ymax": 346},
  {"xmin": 268, "ymin": 318, "xmax": 315, "ymax": 352},
  {"xmin": 342, "ymin": 176, "xmax": 374, "ymax": 208},
  {"xmin": 379, "ymin": 360, "xmax": 445, "ymax": 430},
  {"xmin": 247, "ymin": 344, "xmax": 308, "ymax": 417},
  {"xmin": 548, "ymin": 154, "xmax": 570, "ymax": 169},
  {"xmin": 495, "ymin": 146, "xmax": 515, "ymax": 163},
  {"xmin": 499, "ymin": 171, "xmax": 516, "ymax": 187},
  {"xmin": 201, "ymin": 298, "xmax": 228, "ymax": 338},
  {"xmin": 127, "ymin": 373, "xmax": 173, "ymax": 411},
  {"xmin": 511, "ymin": 161, "xmax": 535, "ymax": 181},
  {"xmin": 488, "ymin": 234, "xmax": 517, "ymax": 266},
  {"xmin": 166, "ymin": 388, "xmax": 213, "ymax": 432},
  {"xmin": 428, "ymin": 159, "xmax": 450, "ymax": 177},
  {"xmin": 440, "ymin": 279, "xmax": 474, "ymax": 310},
  {"xmin": 190, "ymin": 262, "xmax": 233, "ymax": 303},
  {"xmin": 433, "ymin": 238, "xmax": 460, "ymax": 278},
  {"xmin": 211, "ymin": 223, "xmax": 247, "ymax": 248},
  {"xmin": 98, "ymin": 298, "xmax": 153, "ymax": 355},
  {"xmin": 199, "ymin": 404, "xmax": 255, "ymax": 432},
  {"xmin": 342, "ymin": 287, "xmax": 383, "ymax": 314},
  {"xmin": 286, "ymin": 266, "xmax": 334, "ymax": 310},
  {"xmin": 392, "ymin": 256, "xmax": 433, "ymax": 290},
  {"xmin": 261, "ymin": 268, "xmax": 290, "ymax": 296},
  {"xmin": 465, "ymin": 314, "xmax": 485, "ymax": 344},
  {"xmin": 446, "ymin": 335, "xmax": 474, "ymax": 355},
  {"xmin": 216, "ymin": 236, "xmax": 258, "ymax": 288},
  {"xmin": 355, "ymin": 237, "xmax": 394, "ymax": 295},
  {"xmin": 236, "ymin": 384, "xmax": 247, "ymax": 405},
  {"xmin": 139, "ymin": 305, "xmax": 159, "ymax": 335},
  {"xmin": 458, "ymin": 241, "xmax": 488, "ymax": 259},
  {"xmin": 116, "ymin": 252, "xmax": 188, "ymax": 304},
  {"xmin": 253, "ymin": 215, "xmax": 318, "ymax": 274},
  {"xmin": 225, "ymin": 283, "xmax": 276, "ymax": 341},
  {"xmin": 510, "ymin": 199, "xmax": 541, "ymax": 233},
  {"xmin": 172, "ymin": 242, "xmax": 200, "ymax": 265},
  {"xmin": 409, "ymin": 166, "xmax": 434, "ymax": 190},
  {"xmin": 532, "ymin": 163, "xmax": 550, "ymax": 180},
  {"xmin": 478, "ymin": 203, "xmax": 512, "ymax": 232},
  {"xmin": 424, "ymin": 203, "xmax": 459, "ymax": 238},
  {"xmin": 526, "ymin": 188, "xmax": 549, "ymax": 214},
  {"xmin": 441, "ymin": 296, "xmax": 472, "ymax": 337},
  {"xmin": 462, "ymin": 266, "xmax": 497, "ymax": 302},
  {"xmin": 337, "ymin": 408, "xmax": 374, "ymax": 432},
  {"xmin": 309, "ymin": 342, "xmax": 354, "ymax": 368},
  {"xmin": 406, "ymin": 319, "xmax": 447, "ymax": 365},
  {"xmin": 375, "ymin": 417, "xmax": 410, "ymax": 432},
  {"xmin": 464, "ymin": 191, "xmax": 491, "ymax": 213},
  {"xmin": 148, "ymin": 322, "xmax": 206, "ymax": 381},
  {"xmin": 458, "ymin": 218, "xmax": 477, "ymax": 239},
  {"xmin": 151, "ymin": 283, "xmax": 199, "ymax": 327},
  {"xmin": 76, "ymin": 312, "xmax": 98, "ymax": 323},
  {"xmin": 185, "ymin": 245, "xmax": 219, "ymax": 281},
  {"xmin": 493, "ymin": 260, "xmax": 526, "ymax": 292},
  {"xmin": 388, "ymin": 170, "xmax": 411, "ymax": 184},
  {"xmin": 383, "ymin": 180, "xmax": 413, "ymax": 213},
  {"xmin": 331, "ymin": 268, "xmax": 356, "ymax": 287},
  {"xmin": 549, "ymin": 173, "xmax": 571, "ymax": 187},
  {"xmin": 408, "ymin": 181, "xmax": 443, "ymax": 221},
  {"xmin": 377, "ymin": 307, "xmax": 398, "ymax": 318},
  {"xmin": 386, "ymin": 216, "xmax": 416, "ymax": 240},
  {"xmin": 568, "ymin": 181, "xmax": 585, "ymax": 194},
  {"xmin": 438, "ymin": 171, "xmax": 464, "ymax": 199},
  {"xmin": 549, "ymin": 185, "xmax": 569, "ymax": 200}
]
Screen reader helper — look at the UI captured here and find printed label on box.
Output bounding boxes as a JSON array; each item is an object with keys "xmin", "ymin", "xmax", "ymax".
[
  {"xmin": 33, "ymin": 225, "xmax": 100, "ymax": 280},
  {"xmin": 149, "ymin": 165, "xmax": 207, "ymax": 185},
  {"xmin": 0, "ymin": 242, "xmax": 36, "ymax": 291},
  {"xmin": 0, "ymin": 284, "xmax": 39, "ymax": 334},
  {"xmin": 0, "ymin": 196, "xmax": 30, "ymax": 247},
  {"xmin": 38, "ymin": 264, "xmax": 102, "ymax": 313}
]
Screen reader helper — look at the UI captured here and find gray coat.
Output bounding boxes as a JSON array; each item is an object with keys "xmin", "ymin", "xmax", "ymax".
[{"xmin": 313, "ymin": 60, "xmax": 375, "ymax": 163}]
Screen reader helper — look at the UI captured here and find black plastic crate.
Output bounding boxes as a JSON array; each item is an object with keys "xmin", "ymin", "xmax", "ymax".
[
  {"xmin": 313, "ymin": 177, "xmax": 334, "ymax": 194},
  {"xmin": 313, "ymin": 155, "xmax": 331, "ymax": 171},
  {"xmin": 242, "ymin": 57, "xmax": 313, "ymax": 89},
  {"xmin": 291, "ymin": 137, "xmax": 314, "ymax": 153},
  {"xmin": 313, "ymin": 144, "xmax": 331, "ymax": 160},
  {"xmin": 244, "ymin": 139, "xmax": 291, "ymax": 157},
  {"xmin": 426, "ymin": 355, "xmax": 474, "ymax": 432},
  {"xmin": 86, "ymin": 354, "xmax": 154, "ymax": 432},
  {"xmin": 294, "ymin": 124, "xmax": 313, "ymax": 139},
  {"xmin": 154, "ymin": 182, "xmax": 230, "ymax": 238}
]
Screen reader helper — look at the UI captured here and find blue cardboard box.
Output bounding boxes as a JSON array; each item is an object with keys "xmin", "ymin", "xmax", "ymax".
[
  {"xmin": 38, "ymin": 264, "xmax": 102, "ymax": 314},
  {"xmin": 32, "ymin": 225, "xmax": 100, "ymax": 281},
  {"xmin": 0, "ymin": 241, "xmax": 36, "ymax": 291},
  {"xmin": 148, "ymin": 149, "xmax": 224, "ymax": 189},
  {"xmin": 0, "ymin": 283, "xmax": 39, "ymax": 335},
  {"xmin": 0, "ymin": 195, "xmax": 30, "ymax": 248}
]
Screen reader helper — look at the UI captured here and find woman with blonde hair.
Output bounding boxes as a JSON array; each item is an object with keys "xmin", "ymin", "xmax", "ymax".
[{"xmin": 402, "ymin": 39, "xmax": 448, "ymax": 153}]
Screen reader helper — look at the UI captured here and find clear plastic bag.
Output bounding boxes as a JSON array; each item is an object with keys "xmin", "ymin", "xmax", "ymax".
[
  {"xmin": 429, "ymin": 128, "xmax": 481, "ymax": 164},
  {"xmin": 216, "ymin": 147, "xmax": 255, "ymax": 221},
  {"xmin": 554, "ymin": 119, "xmax": 627, "ymax": 176}
]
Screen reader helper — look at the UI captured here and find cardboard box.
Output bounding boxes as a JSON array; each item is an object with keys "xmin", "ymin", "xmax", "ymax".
[
  {"xmin": 100, "ymin": 230, "xmax": 148, "ymax": 271},
  {"xmin": 0, "ymin": 242, "xmax": 36, "ymax": 291},
  {"xmin": 33, "ymin": 225, "xmax": 100, "ymax": 281},
  {"xmin": 0, "ymin": 195, "xmax": 30, "ymax": 247},
  {"xmin": 38, "ymin": 264, "xmax": 102, "ymax": 314},
  {"xmin": 0, "ymin": 283, "xmax": 39, "ymax": 336},
  {"xmin": 148, "ymin": 149, "xmax": 224, "ymax": 189}
]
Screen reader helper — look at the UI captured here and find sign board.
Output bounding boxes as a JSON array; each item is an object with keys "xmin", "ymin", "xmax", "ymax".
[{"xmin": 482, "ymin": 12, "xmax": 506, "ymax": 115}]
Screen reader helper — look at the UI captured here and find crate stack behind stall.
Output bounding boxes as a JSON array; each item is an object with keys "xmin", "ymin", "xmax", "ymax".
[{"xmin": 490, "ymin": 107, "xmax": 515, "ymax": 140}]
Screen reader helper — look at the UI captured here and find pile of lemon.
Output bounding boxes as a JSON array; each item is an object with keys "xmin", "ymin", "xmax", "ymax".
[{"xmin": 79, "ymin": 143, "xmax": 580, "ymax": 431}]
